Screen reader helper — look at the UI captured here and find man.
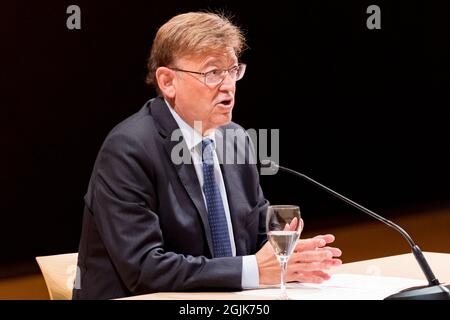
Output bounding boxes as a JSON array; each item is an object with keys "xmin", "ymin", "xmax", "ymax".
[{"xmin": 73, "ymin": 12, "xmax": 342, "ymax": 300}]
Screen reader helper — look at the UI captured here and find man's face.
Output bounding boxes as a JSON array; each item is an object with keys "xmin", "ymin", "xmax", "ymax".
[{"xmin": 170, "ymin": 48, "xmax": 238, "ymax": 134}]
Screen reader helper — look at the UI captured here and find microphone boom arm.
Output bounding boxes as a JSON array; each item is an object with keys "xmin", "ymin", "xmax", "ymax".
[
  {"xmin": 260, "ymin": 159, "xmax": 450, "ymax": 299},
  {"xmin": 276, "ymin": 164, "xmax": 440, "ymax": 286}
]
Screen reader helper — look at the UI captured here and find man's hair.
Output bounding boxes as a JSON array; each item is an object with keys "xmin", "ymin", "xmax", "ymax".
[{"xmin": 145, "ymin": 12, "xmax": 246, "ymax": 92}]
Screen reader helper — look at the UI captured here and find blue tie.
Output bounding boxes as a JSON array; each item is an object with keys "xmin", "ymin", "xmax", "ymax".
[{"xmin": 201, "ymin": 138, "xmax": 233, "ymax": 257}]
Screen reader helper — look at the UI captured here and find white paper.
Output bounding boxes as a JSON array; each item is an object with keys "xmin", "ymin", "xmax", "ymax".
[{"xmin": 237, "ymin": 274, "xmax": 428, "ymax": 300}]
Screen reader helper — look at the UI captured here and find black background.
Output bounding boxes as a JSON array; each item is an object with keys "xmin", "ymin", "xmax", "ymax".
[{"xmin": 1, "ymin": 0, "xmax": 449, "ymax": 263}]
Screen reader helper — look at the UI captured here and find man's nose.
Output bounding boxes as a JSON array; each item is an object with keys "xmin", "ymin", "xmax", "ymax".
[{"xmin": 219, "ymin": 72, "xmax": 235, "ymax": 91}]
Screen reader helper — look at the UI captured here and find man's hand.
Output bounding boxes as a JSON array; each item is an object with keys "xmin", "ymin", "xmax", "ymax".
[{"xmin": 255, "ymin": 234, "xmax": 342, "ymax": 285}]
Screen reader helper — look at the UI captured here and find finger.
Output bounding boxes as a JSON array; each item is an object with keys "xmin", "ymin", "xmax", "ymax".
[
  {"xmin": 292, "ymin": 250, "xmax": 333, "ymax": 262},
  {"xmin": 323, "ymin": 258, "xmax": 343, "ymax": 266},
  {"xmin": 313, "ymin": 234, "xmax": 335, "ymax": 244},
  {"xmin": 290, "ymin": 261, "xmax": 334, "ymax": 272},
  {"xmin": 295, "ymin": 270, "xmax": 331, "ymax": 281},
  {"xmin": 287, "ymin": 270, "xmax": 331, "ymax": 283},
  {"xmin": 294, "ymin": 238, "xmax": 326, "ymax": 252},
  {"xmin": 289, "ymin": 256, "xmax": 343, "ymax": 269},
  {"xmin": 308, "ymin": 270, "xmax": 331, "ymax": 280},
  {"xmin": 287, "ymin": 274, "xmax": 325, "ymax": 283},
  {"xmin": 290, "ymin": 217, "xmax": 298, "ymax": 231},
  {"xmin": 284, "ymin": 217, "xmax": 298, "ymax": 231},
  {"xmin": 314, "ymin": 246, "xmax": 342, "ymax": 257}
]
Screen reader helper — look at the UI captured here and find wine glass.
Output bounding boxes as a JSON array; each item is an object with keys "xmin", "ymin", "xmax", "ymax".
[{"xmin": 266, "ymin": 205, "xmax": 303, "ymax": 300}]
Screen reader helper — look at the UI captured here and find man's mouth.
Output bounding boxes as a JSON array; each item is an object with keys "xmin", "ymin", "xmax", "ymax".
[{"xmin": 216, "ymin": 98, "xmax": 234, "ymax": 108}]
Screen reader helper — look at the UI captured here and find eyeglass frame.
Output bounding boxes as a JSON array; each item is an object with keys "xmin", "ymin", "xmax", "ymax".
[{"xmin": 168, "ymin": 63, "xmax": 247, "ymax": 87}]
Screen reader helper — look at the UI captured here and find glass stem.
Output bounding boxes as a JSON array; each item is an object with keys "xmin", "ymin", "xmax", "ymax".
[{"xmin": 279, "ymin": 256, "xmax": 289, "ymax": 299}]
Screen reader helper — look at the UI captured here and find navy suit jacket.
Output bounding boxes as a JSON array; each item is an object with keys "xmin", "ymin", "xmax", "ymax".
[{"xmin": 73, "ymin": 97, "xmax": 268, "ymax": 299}]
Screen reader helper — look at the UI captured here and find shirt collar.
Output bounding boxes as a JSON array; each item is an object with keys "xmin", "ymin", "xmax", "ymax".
[{"xmin": 165, "ymin": 99, "xmax": 216, "ymax": 152}]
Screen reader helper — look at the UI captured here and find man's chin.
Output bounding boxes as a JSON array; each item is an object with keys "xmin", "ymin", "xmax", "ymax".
[{"xmin": 212, "ymin": 112, "xmax": 232, "ymax": 127}]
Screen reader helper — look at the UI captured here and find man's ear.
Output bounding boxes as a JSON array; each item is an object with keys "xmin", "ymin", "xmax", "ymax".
[{"xmin": 155, "ymin": 67, "xmax": 176, "ymax": 98}]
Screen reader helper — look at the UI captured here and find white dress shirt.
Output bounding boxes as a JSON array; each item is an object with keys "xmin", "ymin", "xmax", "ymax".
[{"xmin": 166, "ymin": 100, "xmax": 259, "ymax": 288}]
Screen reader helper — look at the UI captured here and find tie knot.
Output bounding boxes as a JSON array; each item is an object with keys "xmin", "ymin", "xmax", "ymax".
[
  {"xmin": 202, "ymin": 138, "xmax": 213, "ymax": 148},
  {"xmin": 201, "ymin": 138, "xmax": 214, "ymax": 164}
]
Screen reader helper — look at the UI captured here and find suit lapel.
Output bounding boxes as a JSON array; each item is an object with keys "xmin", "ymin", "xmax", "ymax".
[
  {"xmin": 163, "ymin": 139, "xmax": 213, "ymax": 256},
  {"xmin": 151, "ymin": 97, "xmax": 213, "ymax": 257}
]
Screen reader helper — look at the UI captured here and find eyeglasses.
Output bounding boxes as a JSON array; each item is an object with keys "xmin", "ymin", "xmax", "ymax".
[{"xmin": 169, "ymin": 63, "xmax": 247, "ymax": 86}]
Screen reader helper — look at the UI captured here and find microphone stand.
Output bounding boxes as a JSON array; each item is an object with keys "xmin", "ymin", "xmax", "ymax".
[{"xmin": 262, "ymin": 160, "xmax": 450, "ymax": 300}]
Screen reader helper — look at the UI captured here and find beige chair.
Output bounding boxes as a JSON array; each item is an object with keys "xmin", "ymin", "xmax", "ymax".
[{"xmin": 35, "ymin": 253, "xmax": 78, "ymax": 300}]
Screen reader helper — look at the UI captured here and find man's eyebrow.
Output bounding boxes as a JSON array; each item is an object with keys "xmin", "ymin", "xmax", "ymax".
[
  {"xmin": 201, "ymin": 58, "xmax": 221, "ymax": 68},
  {"xmin": 200, "ymin": 57, "xmax": 238, "ymax": 69},
  {"xmin": 202, "ymin": 61, "xmax": 239, "ymax": 71}
]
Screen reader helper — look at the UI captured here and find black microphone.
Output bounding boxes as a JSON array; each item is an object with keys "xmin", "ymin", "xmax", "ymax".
[{"xmin": 261, "ymin": 160, "xmax": 450, "ymax": 300}]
